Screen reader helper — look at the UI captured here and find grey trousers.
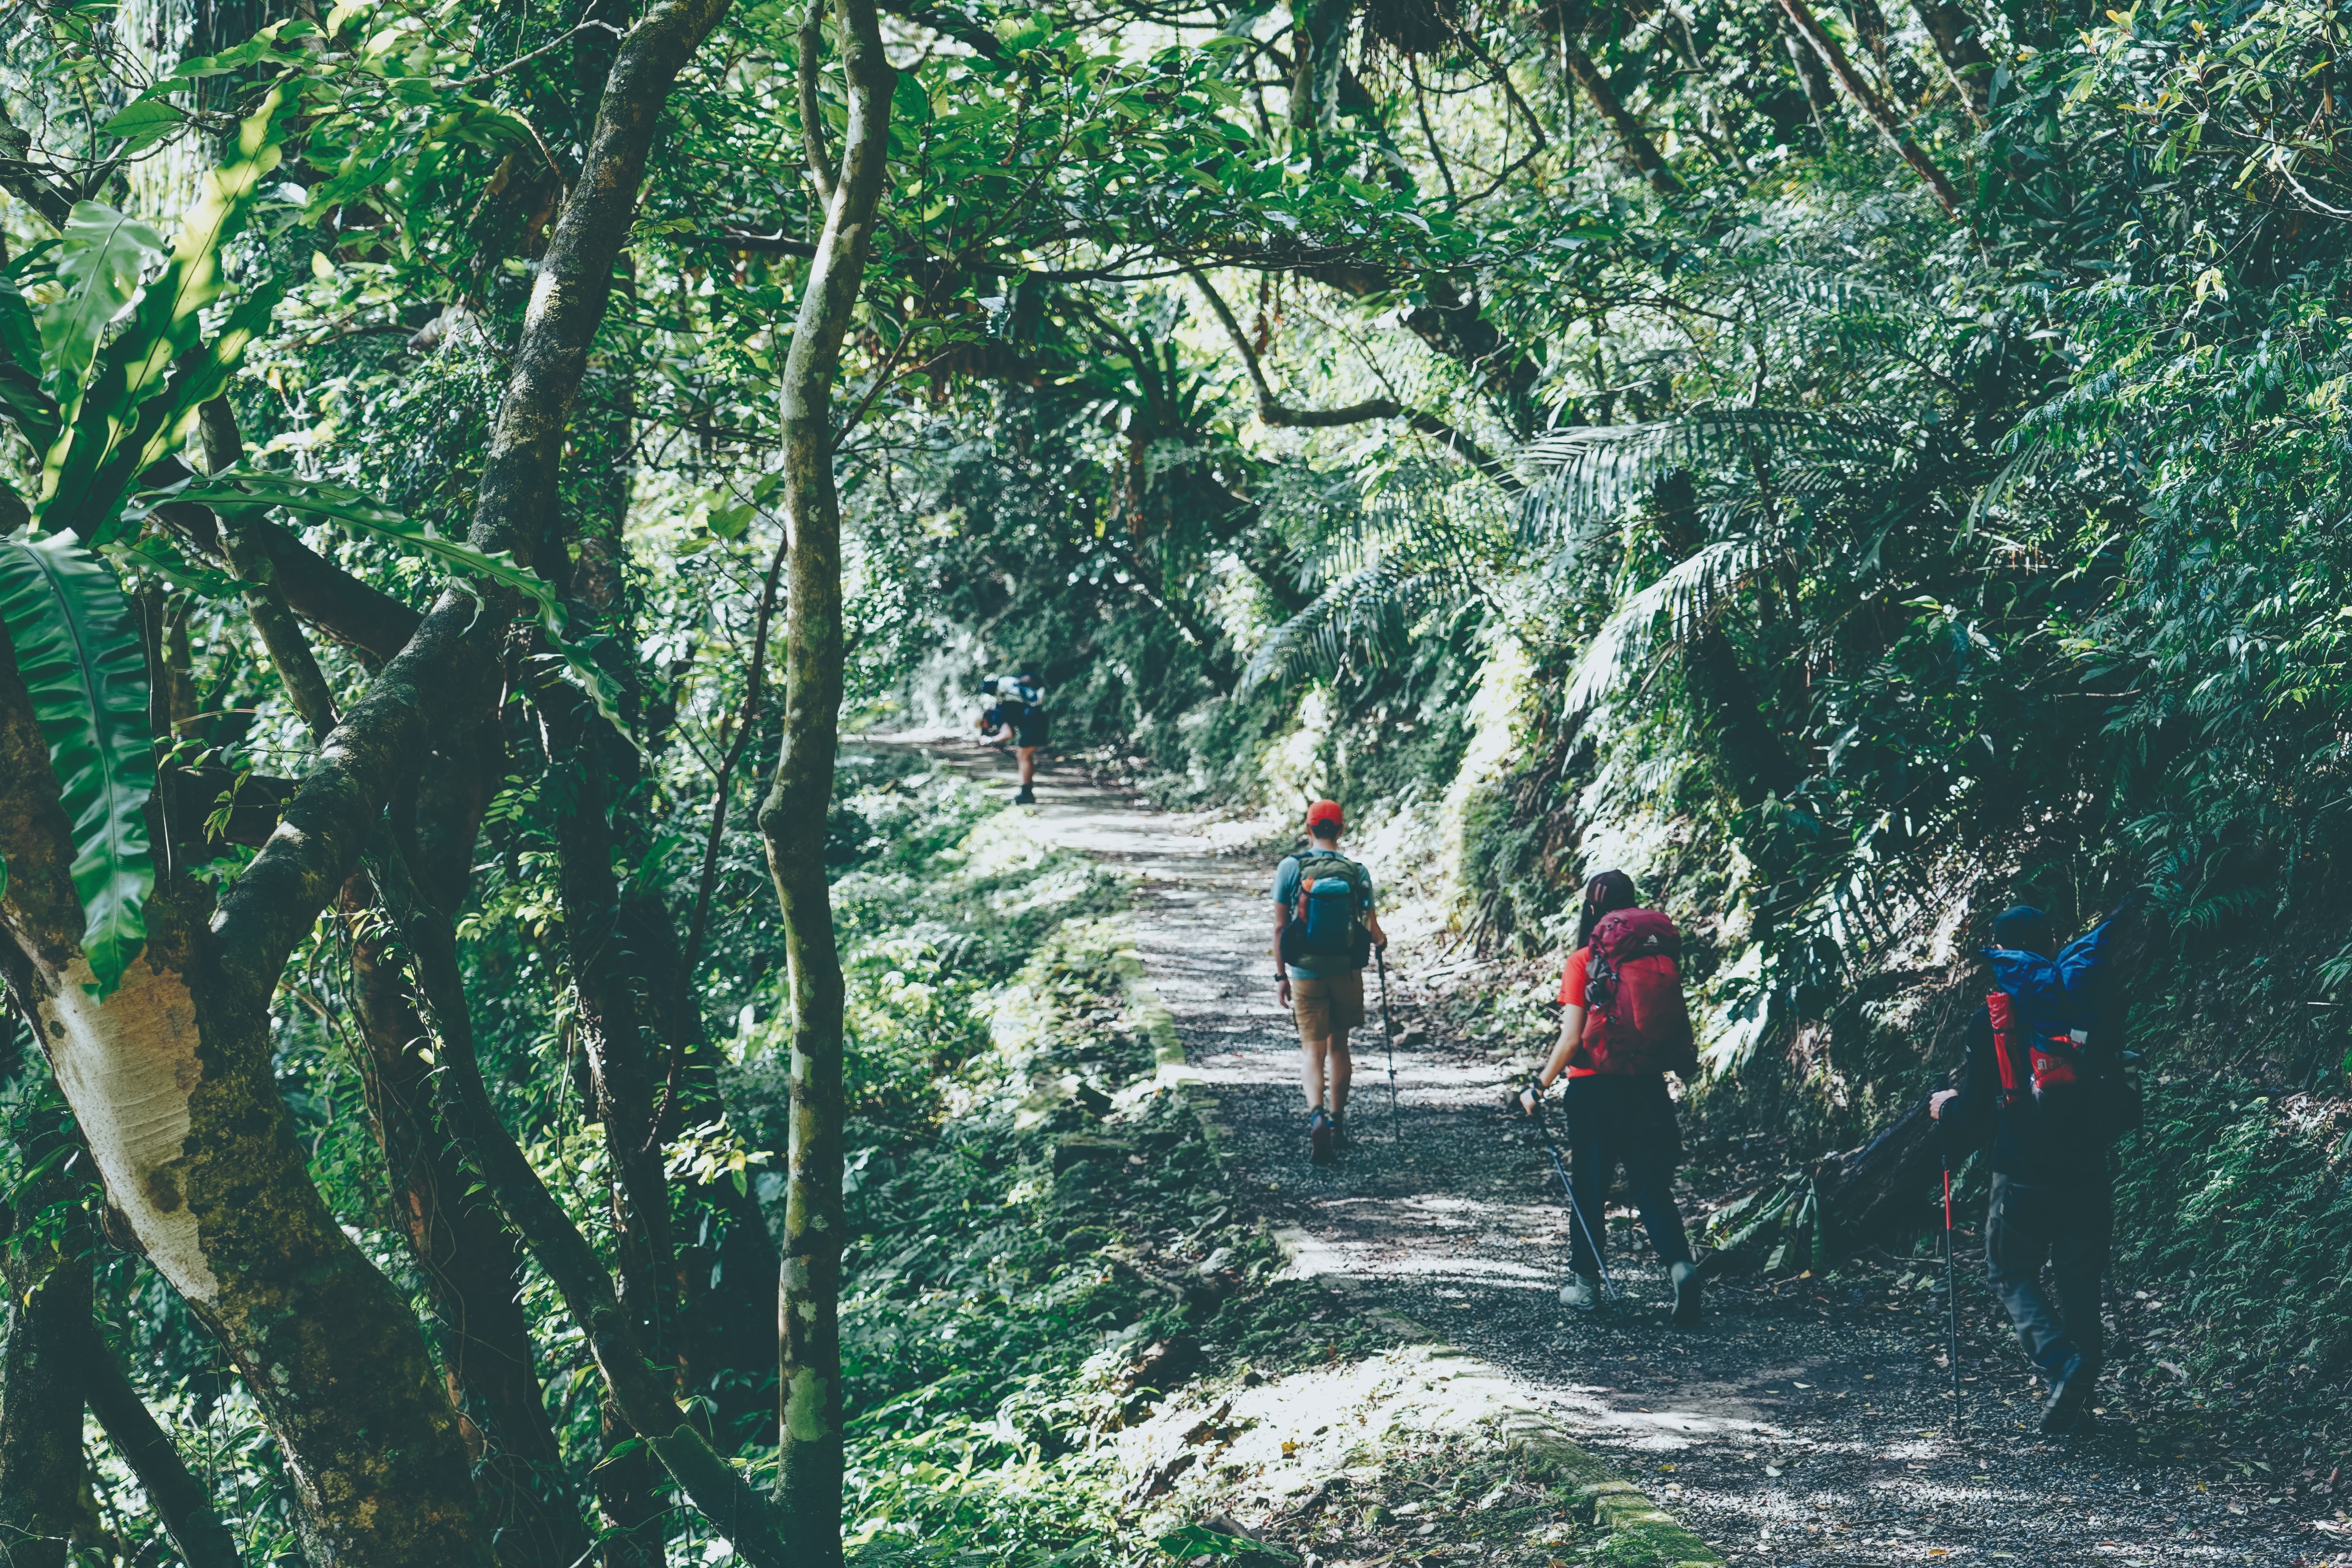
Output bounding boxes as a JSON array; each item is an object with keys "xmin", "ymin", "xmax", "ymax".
[{"xmin": 1984, "ymin": 1172, "xmax": 2110, "ymax": 1382}]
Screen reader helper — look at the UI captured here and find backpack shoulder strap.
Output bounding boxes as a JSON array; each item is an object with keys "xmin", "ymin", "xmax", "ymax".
[{"xmin": 1987, "ymin": 991, "xmax": 2021, "ymax": 1096}]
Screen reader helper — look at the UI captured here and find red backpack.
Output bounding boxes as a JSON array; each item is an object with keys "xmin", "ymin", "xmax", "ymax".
[{"xmin": 1577, "ymin": 909, "xmax": 1698, "ymax": 1076}]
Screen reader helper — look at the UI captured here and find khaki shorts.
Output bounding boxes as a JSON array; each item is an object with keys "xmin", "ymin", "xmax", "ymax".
[{"xmin": 1291, "ymin": 969, "xmax": 1366, "ymax": 1042}]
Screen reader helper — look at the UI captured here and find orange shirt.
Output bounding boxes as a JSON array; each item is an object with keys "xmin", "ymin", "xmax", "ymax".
[{"xmin": 1556, "ymin": 946, "xmax": 1597, "ymax": 1078}]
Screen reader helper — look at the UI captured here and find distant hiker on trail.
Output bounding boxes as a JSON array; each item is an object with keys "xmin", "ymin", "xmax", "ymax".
[
  {"xmin": 1272, "ymin": 799, "xmax": 1388, "ymax": 1165},
  {"xmin": 1518, "ymin": 870, "xmax": 1704, "ymax": 1324},
  {"xmin": 977, "ymin": 670, "xmax": 1049, "ymax": 805},
  {"xmin": 1932, "ymin": 900, "xmax": 2141, "ymax": 1438}
]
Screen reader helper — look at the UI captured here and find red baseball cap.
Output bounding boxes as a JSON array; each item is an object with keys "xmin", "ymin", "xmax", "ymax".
[{"xmin": 1305, "ymin": 799, "xmax": 1344, "ymax": 832}]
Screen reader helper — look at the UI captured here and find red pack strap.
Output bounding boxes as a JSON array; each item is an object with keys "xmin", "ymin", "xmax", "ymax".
[{"xmin": 1986, "ymin": 990, "xmax": 2023, "ymax": 1099}]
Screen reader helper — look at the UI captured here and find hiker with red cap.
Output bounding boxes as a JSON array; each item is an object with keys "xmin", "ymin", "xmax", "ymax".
[
  {"xmin": 1272, "ymin": 799, "xmax": 1388, "ymax": 1164},
  {"xmin": 1518, "ymin": 870, "xmax": 1704, "ymax": 1323}
]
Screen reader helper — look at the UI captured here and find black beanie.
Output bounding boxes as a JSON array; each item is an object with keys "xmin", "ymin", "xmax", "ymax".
[{"xmin": 1991, "ymin": 904, "xmax": 2054, "ymax": 954}]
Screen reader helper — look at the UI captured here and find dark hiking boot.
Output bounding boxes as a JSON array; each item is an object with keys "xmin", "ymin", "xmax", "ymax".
[
  {"xmin": 1671, "ymin": 1259, "xmax": 1704, "ymax": 1325},
  {"xmin": 1014, "ymin": 785, "xmax": 1036, "ymax": 805},
  {"xmin": 1331, "ymin": 1111, "xmax": 1348, "ymax": 1149},
  {"xmin": 2040, "ymin": 1351, "xmax": 2092, "ymax": 1436},
  {"xmin": 1308, "ymin": 1108, "xmax": 1336, "ymax": 1165}
]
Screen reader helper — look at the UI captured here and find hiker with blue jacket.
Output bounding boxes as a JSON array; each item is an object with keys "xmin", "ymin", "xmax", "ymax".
[
  {"xmin": 1272, "ymin": 800, "xmax": 1388, "ymax": 1164},
  {"xmin": 1932, "ymin": 899, "xmax": 2142, "ymax": 1437}
]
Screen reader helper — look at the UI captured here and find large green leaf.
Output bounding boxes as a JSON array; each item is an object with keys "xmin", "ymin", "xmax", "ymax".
[
  {"xmin": 34, "ymin": 85, "xmax": 294, "ymax": 542},
  {"xmin": 0, "ymin": 532, "xmax": 156, "ymax": 995},
  {"xmin": 168, "ymin": 470, "xmax": 562, "ymax": 617},
  {"xmin": 0, "ymin": 286, "xmax": 62, "ymax": 454},
  {"xmin": 155, "ymin": 470, "xmax": 635, "ymax": 741},
  {"xmin": 68, "ymin": 279, "xmax": 289, "ymax": 548},
  {"xmin": 35, "ymin": 203, "xmax": 168, "ymax": 410}
]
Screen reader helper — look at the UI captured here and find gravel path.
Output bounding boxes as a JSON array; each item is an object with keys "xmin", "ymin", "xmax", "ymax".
[{"xmin": 912, "ymin": 742, "xmax": 2339, "ymax": 1568}]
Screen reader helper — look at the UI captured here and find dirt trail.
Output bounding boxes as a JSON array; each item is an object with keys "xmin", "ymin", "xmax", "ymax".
[{"xmin": 900, "ymin": 741, "xmax": 2330, "ymax": 1568}]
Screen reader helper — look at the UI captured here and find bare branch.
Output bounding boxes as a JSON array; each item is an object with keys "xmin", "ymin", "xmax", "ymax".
[
  {"xmin": 454, "ymin": 18, "xmax": 627, "ymax": 86},
  {"xmin": 1779, "ymin": 0, "xmax": 1963, "ymax": 217},
  {"xmin": 1186, "ymin": 265, "xmax": 1518, "ymax": 488},
  {"xmin": 1563, "ymin": 40, "xmax": 1684, "ymax": 199}
]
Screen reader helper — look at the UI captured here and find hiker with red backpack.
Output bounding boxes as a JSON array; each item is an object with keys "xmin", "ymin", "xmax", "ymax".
[
  {"xmin": 1518, "ymin": 870, "xmax": 1704, "ymax": 1324},
  {"xmin": 1931, "ymin": 900, "xmax": 2141, "ymax": 1437},
  {"xmin": 1272, "ymin": 800, "xmax": 1388, "ymax": 1164}
]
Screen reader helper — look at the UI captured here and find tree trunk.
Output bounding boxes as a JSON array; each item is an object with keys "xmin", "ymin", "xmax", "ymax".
[
  {"xmin": 0, "ymin": 641, "xmax": 499, "ymax": 1568},
  {"xmin": 539, "ymin": 687, "xmax": 677, "ymax": 1568},
  {"xmin": 347, "ymin": 911, "xmax": 592, "ymax": 1568},
  {"xmin": 380, "ymin": 854, "xmax": 794, "ymax": 1565},
  {"xmin": 0, "ymin": 1103, "xmax": 94, "ymax": 1568},
  {"xmin": 1777, "ymin": 0, "xmax": 1964, "ymax": 216},
  {"xmin": 0, "ymin": 0, "xmax": 737, "ymax": 1557},
  {"xmin": 1289, "ymin": 0, "xmax": 1353, "ymax": 136},
  {"xmin": 84, "ymin": 1326, "xmax": 241, "ymax": 1568},
  {"xmin": 535, "ymin": 330, "xmax": 675, "ymax": 1564},
  {"xmin": 754, "ymin": 0, "xmax": 893, "ymax": 1561},
  {"xmin": 200, "ymin": 385, "xmax": 585, "ymax": 1567},
  {"xmin": 1783, "ymin": 16, "xmax": 1840, "ymax": 114}
]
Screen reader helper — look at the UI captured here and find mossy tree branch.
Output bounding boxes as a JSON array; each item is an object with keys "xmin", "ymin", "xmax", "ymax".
[{"xmin": 753, "ymin": 0, "xmax": 895, "ymax": 1559}]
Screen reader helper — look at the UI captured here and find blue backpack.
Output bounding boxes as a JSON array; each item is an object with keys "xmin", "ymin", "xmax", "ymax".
[{"xmin": 1280, "ymin": 849, "xmax": 1370, "ymax": 966}]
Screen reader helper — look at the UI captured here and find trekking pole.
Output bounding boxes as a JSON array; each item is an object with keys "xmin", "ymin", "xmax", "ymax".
[
  {"xmin": 1530, "ymin": 1094, "xmax": 1622, "ymax": 1302},
  {"xmin": 1375, "ymin": 946, "xmax": 1400, "ymax": 1145},
  {"xmin": 1941, "ymin": 1118, "xmax": 1963, "ymax": 1438}
]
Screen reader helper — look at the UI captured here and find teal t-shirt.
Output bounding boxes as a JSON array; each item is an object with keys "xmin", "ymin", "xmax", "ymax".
[{"xmin": 1272, "ymin": 851, "xmax": 1375, "ymax": 980}]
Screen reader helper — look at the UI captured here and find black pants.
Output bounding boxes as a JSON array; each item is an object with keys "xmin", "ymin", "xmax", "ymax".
[
  {"xmin": 1561, "ymin": 1074, "xmax": 1692, "ymax": 1277},
  {"xmin": 1985, "ymin": 1172, "xmax": 2110, "ymax": 1381}
]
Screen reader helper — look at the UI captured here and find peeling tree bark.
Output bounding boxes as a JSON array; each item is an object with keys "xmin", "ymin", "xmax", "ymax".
[
  {"xmin": 753, "ymin": 0, "xmax": 893, "ymax": 1559},
  {"xmin": 0, "ymin": 619, "xmax": 497, "ymax": 1568}
]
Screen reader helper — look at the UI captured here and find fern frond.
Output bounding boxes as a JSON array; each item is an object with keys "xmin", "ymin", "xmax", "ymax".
[
  {"xmin": 1237, "ymin": 548, "xmax": 1484, "ymax": 697},
  {"xmin": 1561, "ymin": 535, "xmax": 1776, "ymax": 714},
  {"xmin": 1515, "ymin": 410, "xmax": 1911, "ymax": 550}
]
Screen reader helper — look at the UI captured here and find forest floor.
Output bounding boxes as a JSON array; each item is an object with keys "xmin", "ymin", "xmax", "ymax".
[{"xmin": 888, "ymin": 737, "xmax": 2342, "ymax": 1568}]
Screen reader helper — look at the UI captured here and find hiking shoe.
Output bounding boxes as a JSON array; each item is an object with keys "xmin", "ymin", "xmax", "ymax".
[
  {"xmin": 1308, "ymin": 1109, "xmax": 1336, "ymax": 1165},
  {"xmin": 2040, "ymin": 1352, "xmax": 2092, "ymax": 1436},
  {"xmin": 1560, "ymin": 1272, "xmax": 1600, "ymax": 1312},
  {"xmin": 1331, "ymin": 1111, "xmax": 1348, "ymax": 1149},
  {"xmin": 1670, "ymin": 1259, "xmax": 1704, "ymax": 1325},
  {"xmin": 1014, "ymin": 786, "xmax": 1036, "ymax": 805}
]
